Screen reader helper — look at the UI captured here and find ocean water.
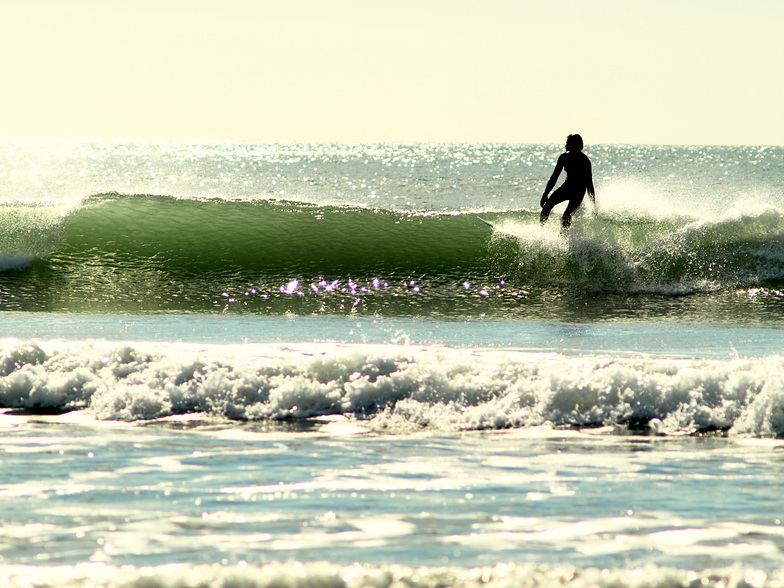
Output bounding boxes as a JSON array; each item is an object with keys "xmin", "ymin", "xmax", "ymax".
[{"xmin": 1, "ymin": 141, "xmax": 784, "ymax": 586}]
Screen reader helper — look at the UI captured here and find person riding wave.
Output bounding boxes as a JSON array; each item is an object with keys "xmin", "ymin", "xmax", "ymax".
[{"xmin": 540, "ymin": 134, "xmax": 596, "ymax": 230}]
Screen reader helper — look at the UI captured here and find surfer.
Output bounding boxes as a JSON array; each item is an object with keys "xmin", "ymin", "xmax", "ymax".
[{"xmin": 540, "ymin": 134, "xmax": 596, "ymax": 230}]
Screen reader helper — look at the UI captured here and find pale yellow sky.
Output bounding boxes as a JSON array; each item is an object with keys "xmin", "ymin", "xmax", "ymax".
[{"xmin": 1, "ymin": 0, "xmax": 781, "ymax": 144}]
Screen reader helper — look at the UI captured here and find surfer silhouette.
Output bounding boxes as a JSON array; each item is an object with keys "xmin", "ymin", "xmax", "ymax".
[{"xmin": 540, "ymin": 134, "xmax": 596, "ymax": 230}]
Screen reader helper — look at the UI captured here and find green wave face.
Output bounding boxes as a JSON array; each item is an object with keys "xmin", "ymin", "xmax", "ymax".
[
  {"xmin": 54, "ymin": 195, "xmax": 493, "ymax": 275},
  {"xmin": 1, "ymin": 194, "xmax": 783, "ymax": 315}
]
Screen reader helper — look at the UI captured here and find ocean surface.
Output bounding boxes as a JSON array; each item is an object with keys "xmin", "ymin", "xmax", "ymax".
[{"xmin": 1, "ymin": 141, "xmax": 783, "ymax": 587}]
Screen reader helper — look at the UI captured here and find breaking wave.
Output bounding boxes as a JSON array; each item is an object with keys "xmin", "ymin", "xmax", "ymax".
[
  {"xmin": 1, "ymin": 194, "xmax": 783, "ymax": 312},
  {"xmin": 2, "ymin": 339, "xmax": 784, "ymax": 437}
]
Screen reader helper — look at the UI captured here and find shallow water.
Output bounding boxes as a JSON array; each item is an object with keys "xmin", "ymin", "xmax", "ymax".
[{"xmin": 3, "ymin": 411, "xmax": 784, "ymax": 572}]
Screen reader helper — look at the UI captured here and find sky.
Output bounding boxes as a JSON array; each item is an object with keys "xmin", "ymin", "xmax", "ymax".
[{"xmin": 0, "ymin": 0, "xmax": 782, "ymax": 145}]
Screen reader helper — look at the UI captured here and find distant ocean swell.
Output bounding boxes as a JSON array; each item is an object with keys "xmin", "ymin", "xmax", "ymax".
[
  {"xmin": 2, "ymin": 340, "xmax": 784, "ymax": 437},
  {"xmin": 1, "ymin": 194, "xmax": 783, "ymax": 313}
]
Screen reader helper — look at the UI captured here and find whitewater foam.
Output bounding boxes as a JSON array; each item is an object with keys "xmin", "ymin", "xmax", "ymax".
[
  {"xmin": 1, "ymin": 339, "xmax": 783, "ymax": 437},
  {"xmin": 1, "ymin": 560, "xmax": 782, "ymax": 588}
]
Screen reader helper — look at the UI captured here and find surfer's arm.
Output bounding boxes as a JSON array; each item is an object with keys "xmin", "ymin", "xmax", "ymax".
[
  {"xmin": 541, "ymin": 156, "xmax": 564, "ymax": 206},
  {"xmin": 587, "ymin": 167, "xmax": 596, "ymax": 204}
]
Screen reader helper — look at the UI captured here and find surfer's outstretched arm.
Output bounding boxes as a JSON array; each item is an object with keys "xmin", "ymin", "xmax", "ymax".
[{"xmin": 541, "ymin": 156, "xmax": 564, "ymax": 206}]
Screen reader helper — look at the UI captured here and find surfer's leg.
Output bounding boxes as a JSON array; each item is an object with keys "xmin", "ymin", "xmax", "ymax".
[
  {"xmin": 540, "ymin": 187, "xmax": 568, "ymax": 224},
  {"xmin": 560, "ymin": 196, "xmax": 584, "ymax": 230}
]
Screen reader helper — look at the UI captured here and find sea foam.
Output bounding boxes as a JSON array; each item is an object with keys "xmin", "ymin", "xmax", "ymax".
[
  {"xmin": 1, "ymin": 339, "xmax": 783, "ymax": 437},
  {"xmin": 0, "ymin": 560, "xmax": 781, "ymax": 588}
]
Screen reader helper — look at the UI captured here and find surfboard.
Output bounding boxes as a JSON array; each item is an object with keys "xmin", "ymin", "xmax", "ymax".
[{"xmin": 478, "ymin": 218, "xmax": 494, "ymax": 228}]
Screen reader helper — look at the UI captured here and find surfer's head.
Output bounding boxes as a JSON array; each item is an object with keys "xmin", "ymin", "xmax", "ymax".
[{"xmin": 565, "ymin": 134, "xmax": 584, "ymax": 152}]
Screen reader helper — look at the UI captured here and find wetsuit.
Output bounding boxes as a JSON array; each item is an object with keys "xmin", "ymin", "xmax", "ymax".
[{"xmin": 540, "ymin": 150, "xmax": 595, "ymax": 229}]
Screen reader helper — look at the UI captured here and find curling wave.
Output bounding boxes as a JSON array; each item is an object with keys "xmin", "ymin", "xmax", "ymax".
[{"xmin": 0, "ymin": 194, "xmax": 783, "ymax": 313}]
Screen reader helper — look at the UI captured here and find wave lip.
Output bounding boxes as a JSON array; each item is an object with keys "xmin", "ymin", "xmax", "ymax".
[{"xmin": 2, "ymin": 340, "xmax": 784, "ymax": 437}]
